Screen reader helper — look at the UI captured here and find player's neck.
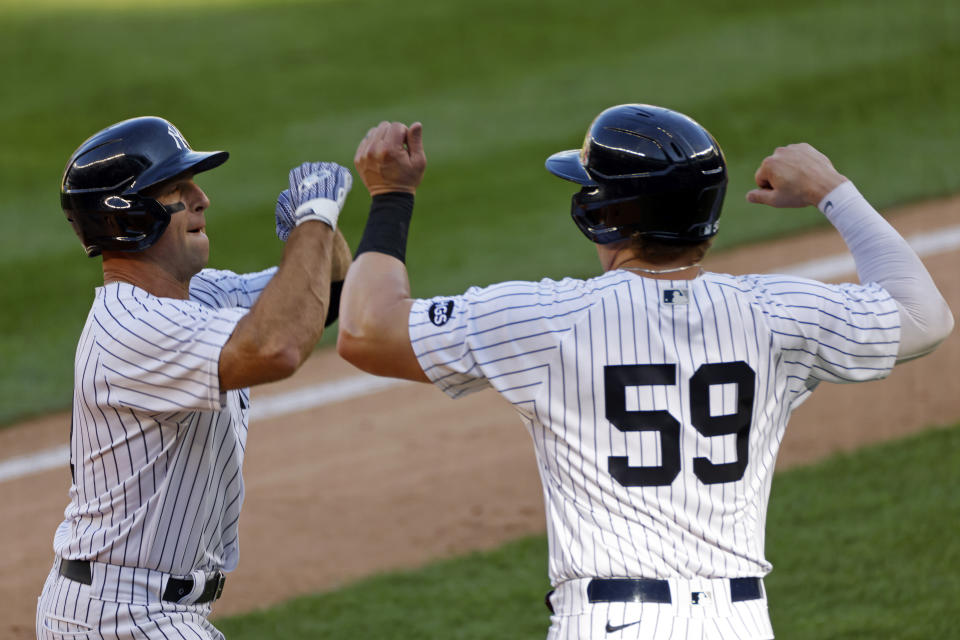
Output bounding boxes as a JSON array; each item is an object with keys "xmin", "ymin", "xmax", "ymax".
[
  {"xmin": 615, "ymin": 261, "xmax": 703, "ymax": 280},
  {"xmin": 600, "ymin": 248, "xmax": 702, "ymax": 281},
  {"xmin": 102, "ymin": 255, "xmax": 192, "ymax": 300}
]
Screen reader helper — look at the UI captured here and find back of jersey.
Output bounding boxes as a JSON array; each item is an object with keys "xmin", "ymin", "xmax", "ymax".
[
  {"xmin": 536, "ymin": 270, "xmax": 898, "ymax": 583},
  {"xmin": 543, "ymin": 271, "xmax": 778, "ymax": 583},
  {"xmin": 409, "ymin": 269, "xmax": 899, "ymax": 585}
]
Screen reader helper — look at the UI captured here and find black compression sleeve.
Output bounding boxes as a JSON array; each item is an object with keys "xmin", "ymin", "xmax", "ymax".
[
  {"xmin": 324, "ymin": 280, "xmax": 344, "ymax": 327},
  {"xmin": 354, "ymin": 192, "xmax": 414, "ymax": 263}
]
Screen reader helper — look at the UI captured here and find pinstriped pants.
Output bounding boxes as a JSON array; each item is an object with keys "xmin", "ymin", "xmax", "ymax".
[
  {"xmin": 546, "ymin": 577, "xmax": 775, "ymax": 640},
  {"xmin": 36, "ymin": 558, "xmax": 223, "ymax": 640}
]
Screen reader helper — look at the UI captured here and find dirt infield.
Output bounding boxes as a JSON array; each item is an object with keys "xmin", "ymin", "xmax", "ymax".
[{"xmin": 2, "ymin": 195, "xmax": 958, "ymax": 638}]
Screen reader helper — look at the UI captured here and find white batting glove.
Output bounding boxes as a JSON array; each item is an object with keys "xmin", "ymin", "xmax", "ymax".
[
  {"xmin": 276, "ymin": 162, "xmax": 353, "ymax": 240},
  {"xmin": 290, "ymin": 162, "xmax": 353, "ymax": 227}
]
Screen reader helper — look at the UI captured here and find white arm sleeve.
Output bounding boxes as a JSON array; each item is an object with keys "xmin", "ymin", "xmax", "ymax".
[{"xmin": 819, "ymin": 181, "xmax": 954, "ymax": 361}]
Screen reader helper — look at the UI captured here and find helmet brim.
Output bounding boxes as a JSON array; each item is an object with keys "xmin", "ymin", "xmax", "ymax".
[
  {"xmin": 133, "ymin": 149, "xmax": 229, "ymax": 193},
  {"xmin": 545, "ymin": 150, "xmax": 597, "ymax": 186}
]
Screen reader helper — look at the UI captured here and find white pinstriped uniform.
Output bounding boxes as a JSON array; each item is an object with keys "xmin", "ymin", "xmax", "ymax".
[
  {"xmin": 410, "ymin": 270, "xmax": 900, "ymax": 639},
  {"xmin": 37, "ymin": 267, "xmax": 275, "ymax": 640}
]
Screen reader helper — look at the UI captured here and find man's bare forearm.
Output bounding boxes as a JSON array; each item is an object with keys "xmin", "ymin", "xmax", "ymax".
[
  {"xmin": 338, "ymin": 252, "xmax": 426, "ymax": 382},
  {"xmin": 220, "ymin": 220, "xmax": 334, "ymax": 389}
]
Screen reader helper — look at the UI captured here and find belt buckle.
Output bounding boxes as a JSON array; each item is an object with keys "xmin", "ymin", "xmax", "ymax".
[{"xmin": 212, "ymin": 571, "xmax": 226, "ymax": 601}]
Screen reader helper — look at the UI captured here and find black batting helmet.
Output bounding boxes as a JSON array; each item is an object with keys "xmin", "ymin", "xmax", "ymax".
[
  {"xmin": 61, "ymin": 116, "xmax": 229, "ymax": 257},
  {"xmin": 545, "ymin": 104, "xmax": 727, "ymax": 244}
]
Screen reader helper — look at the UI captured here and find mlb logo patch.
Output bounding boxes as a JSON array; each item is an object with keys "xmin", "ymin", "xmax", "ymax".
[{"xmin": 663, "ymin": 288, "xmax": 689, "ymax": 305}]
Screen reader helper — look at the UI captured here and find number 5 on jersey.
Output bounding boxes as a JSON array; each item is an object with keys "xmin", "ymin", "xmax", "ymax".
[{"xmin": 604, "ymin": 362, "xmax": 755, "ymax": 487}]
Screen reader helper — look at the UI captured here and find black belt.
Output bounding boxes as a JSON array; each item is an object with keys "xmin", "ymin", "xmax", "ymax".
[
  {"xmin": 587, "ymin": 577, "xmax": 762, "ymax": 604},
  {"xmin": 546, "ymin": 577, "xmax": 762, "ymax": 612},
  {"xmin": 59, "ymin": 559, "xmax": 226, "ymax": 605}
]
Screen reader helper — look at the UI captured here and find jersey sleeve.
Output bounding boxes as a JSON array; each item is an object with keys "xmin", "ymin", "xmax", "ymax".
[
  {"xmin": 409, "ymin": 290, "xmax": 490, "ymax": 398},
  {"xmin": 189, "ymin": 267, "xmax": 277, "ymax": 310},
  {"xmin": 96, "ymin": 285, "xmax": 247, "ymax": 414},
  {"xmin": 409, "ymin": 278, "xmax": 596, "ymax": 400},
  {"xmin": 755, "ymin": 275, "xmax": 901, "ymax": 393}
]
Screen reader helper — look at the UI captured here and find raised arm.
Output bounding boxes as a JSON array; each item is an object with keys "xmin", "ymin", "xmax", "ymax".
[
  {"xmin": 337, "ymin": 121, "xmax": 430, "ymax": 382},
  {"xmin": 219, "ymin": 162, "xmax": 352, "ymax": 389},
  {"xmin": 747, "ymin": 143, "xmax": 954, "ymax": 361}
]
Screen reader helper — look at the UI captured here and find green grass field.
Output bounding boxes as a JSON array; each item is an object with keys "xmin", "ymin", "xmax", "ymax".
[
  {"xmin": 213, "ymin": 423, "xmax": 960, "ymax": 639},
  {"xmin": 0, "ymin": 0, "xmax": 957, "ymax": 425}
]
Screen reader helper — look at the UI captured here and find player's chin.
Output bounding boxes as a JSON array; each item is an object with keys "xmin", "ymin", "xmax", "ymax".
[
  {"xmin": 187, "ymin": 230, "xmax": 209, "ymax": 249},
  {"xmin": 186, "ymin": 238, "xmax": 210, "ymax": 272}
]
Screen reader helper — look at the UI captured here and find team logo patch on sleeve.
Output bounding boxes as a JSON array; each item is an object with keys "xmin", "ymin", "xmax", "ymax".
[
  {"xmin": 428, "ymin": 300, "xmax": 455, "ymax": 326},
  {"xmin": 663, "ymin": 288, "xmax": 689, "ymax": 305}
]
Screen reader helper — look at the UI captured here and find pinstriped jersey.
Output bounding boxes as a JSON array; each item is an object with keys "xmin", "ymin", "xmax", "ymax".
[
  {"xmin": 409, "ymin": 270, "xmax": 900, "ymax": 584},
  {"xmin": 54, "ymin": 267, "xmax": 276, "ymax": 576}
]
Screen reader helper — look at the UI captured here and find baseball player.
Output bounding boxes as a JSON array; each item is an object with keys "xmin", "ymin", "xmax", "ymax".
[
  {"xmin": 37, "ymin": 116, "xmax": 352, "ymax": 640},
  {"xmin": 337, "ymin": 107, "xmax": 954, "ymax": 639}
]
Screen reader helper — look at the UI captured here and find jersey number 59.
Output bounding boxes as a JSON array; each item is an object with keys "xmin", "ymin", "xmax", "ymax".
[{"xmin": 604, "ymin": 362, "xmax": 755, "ymax": 487}]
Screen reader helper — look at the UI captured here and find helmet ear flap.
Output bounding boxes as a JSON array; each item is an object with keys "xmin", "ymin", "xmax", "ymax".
[
  {"xmin": 106, "ymin": 194, "xmax": 173, "ymax": 251},
  {"xmin": 570, "ymin": 194, "xmax": 599, "ymax": 243},
  {"xmin": 65, "ymin": 192, "xmax": 173, "ymax": 257},
  {"xmin": 571, "ymin": 187, "xmax": 628, "ymax": 244}
]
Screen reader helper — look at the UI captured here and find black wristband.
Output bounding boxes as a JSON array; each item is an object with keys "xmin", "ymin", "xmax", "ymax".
[
  {"xmin": 324, "ymin": 280, "xmax": 344, "ymax": 327},
  {"xmin": 355, "ymin": 192, "xmax": 414, "ymax": 263}
]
